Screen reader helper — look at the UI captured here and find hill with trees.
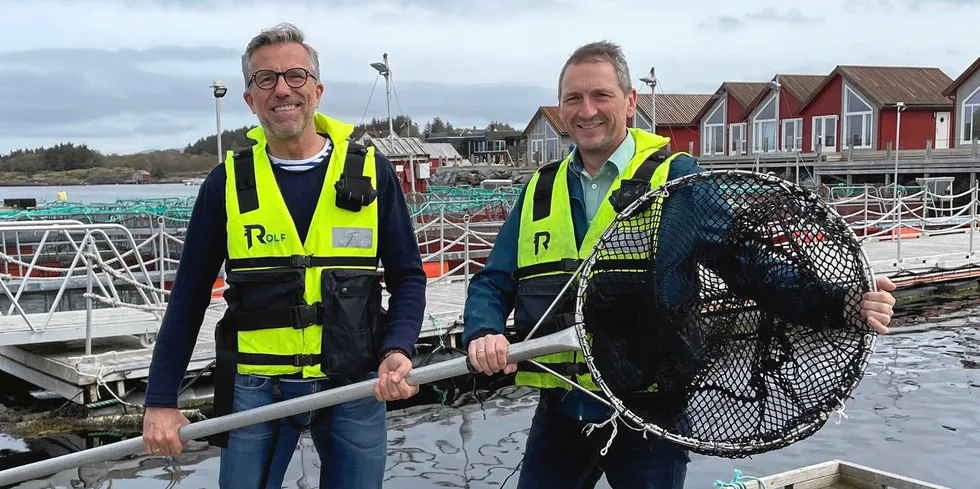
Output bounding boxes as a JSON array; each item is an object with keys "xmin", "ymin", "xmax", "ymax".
[{"xmin": 0, "ymin": 116, "xmax": 520, "ymax": 186}]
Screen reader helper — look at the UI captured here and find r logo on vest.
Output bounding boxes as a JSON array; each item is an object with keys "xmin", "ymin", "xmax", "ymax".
[
  {"xmin": 244, "ymin": 224, "xmax": 287, "ymax": 249},
  {"xmin": 533, "ymin": 231, "xmax": 550, "ymax": 255}
]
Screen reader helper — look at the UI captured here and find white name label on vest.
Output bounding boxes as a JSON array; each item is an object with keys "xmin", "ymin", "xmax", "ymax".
[{"xmin": 332, "ymin": 227, "xmax": 374, "ymax": 249}]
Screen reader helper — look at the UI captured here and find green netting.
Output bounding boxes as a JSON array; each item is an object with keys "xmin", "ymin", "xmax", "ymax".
[
  {"xmin": 0, "ymin": 198, "xmax": 196, "ymax": 224},
  {"xmin": 406, "ymin": 185, "xmax": 523, "ymax": 220},
  {"xmin": 0, "ymin": 186, "xmax": 527, "ymax": 225}
]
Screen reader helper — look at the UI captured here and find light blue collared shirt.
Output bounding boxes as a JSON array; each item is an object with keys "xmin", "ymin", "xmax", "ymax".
[{"xmin": 568, "ymin": 134, "xmax": 636, "ymax": 222}]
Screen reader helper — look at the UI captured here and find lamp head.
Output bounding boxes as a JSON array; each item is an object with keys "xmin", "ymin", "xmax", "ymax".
[{"xmin": 211, "ymin": 80, "xmax": 227, "ymax": 98}]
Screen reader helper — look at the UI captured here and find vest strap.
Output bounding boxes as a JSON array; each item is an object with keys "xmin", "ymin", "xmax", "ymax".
[
  {"xmin": 513, "ymin": 257, "xmax": 581, "ymax": 280},
  {"xmin": 335, "ymin": 143, "xmax": 378, "ymax": 212},
  {"xmin": 609, "ymin": 149, "xmax": 674, "ymax": 213},
  {"xmin": 591, "ymin": 258, "xmax": 651, "ymax": 271},
  {"xmin": 234, "ymin": 149, "xmax": 259, "ymax": 214},
  {"xmin": 226, "ymin": 303, "xmax": 323, "ymax": 331},
  {"xmin": 532, "ymin": 161, "xmax": 562, "ymax": 222},
  {"xmin": 238, "ymin": 352, "xmax": 325, "ymax": 367},
  {"xmin": 519, "ymin": 359, "xmax": 589, "ymax": 376},
  {"xmin": 226, "ymin": 254, "xmax": 377, "ymax": 271}
]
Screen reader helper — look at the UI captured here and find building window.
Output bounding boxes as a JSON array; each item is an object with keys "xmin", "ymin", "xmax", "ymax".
[
  {"xmin": 525, "ymin": 115, "xmax": 566, "ymax": 165},
  {"xmin": 702, "ymin": 100, "xmax": 725, "ymax": 155},
  {"xmin": 782, "ymin": 118, "xmax": 803, "ymax": 152},
  {"xmin": 752, "ymin": 95, "xmax": 778, "ymax": 153},
  {"xmin": 843, "ymin": 86, "xmax": 873, "ymax": 149},
  {"xmin": 633, "ymin": 111, "xmax": 652, "ymax": 131},
  {"xmin": 962, "ymin": 86, "xmax": 980, "ymax": 144},
  {"xmin": 729, "ymin": 123, "xmax": 746, "ymax": 155},
  {"xmin": 812, "ymin": 115, "xmax": 838, "ymax": 152}
]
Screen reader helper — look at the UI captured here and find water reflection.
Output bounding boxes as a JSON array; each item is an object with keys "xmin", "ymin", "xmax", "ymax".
[{"xmin": 1, "ymin": 299, "xmax": 978, "ymax": 489}]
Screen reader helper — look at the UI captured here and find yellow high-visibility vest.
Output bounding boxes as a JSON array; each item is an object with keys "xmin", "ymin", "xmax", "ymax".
[
  {"xmin": 513, "ymin": 128, "xmax": 690, "ymax": 391},
  {"xmin": 220, "ymin": 112, "xmax": 384, "ymax": 379}
]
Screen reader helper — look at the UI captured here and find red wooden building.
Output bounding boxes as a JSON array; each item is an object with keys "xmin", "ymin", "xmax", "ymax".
[
  {"xmin": 942, "ymin": 56, "xmax": 980, "ymax": 148},
  {"xmin": 360, "ymin": 136, "xmax": 462, "ymax": 194},
  {"xmin": 737, "ymin": 74, "xmax": 825, "ymax": 154},
  {"xmin": 691, "ymin": 82, "xmax": 769, "ymax": 156},
  {"xmin": 795, "ymin": 65, "xmax": 954, "ymax": 152},
  {"xmin": 634, "ymin": 93, "xmax": 712, "ymax": 156}
]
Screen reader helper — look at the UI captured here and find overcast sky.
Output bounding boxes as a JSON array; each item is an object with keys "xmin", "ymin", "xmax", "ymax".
[{"xmin": 0, "ymin": 0, "xmax": 976, "ymax": 155}]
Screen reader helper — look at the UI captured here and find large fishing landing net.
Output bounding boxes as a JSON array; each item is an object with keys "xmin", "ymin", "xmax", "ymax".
[{"xmin": 572, "ymin": 170, "xmax": 877, "ymax": 458}]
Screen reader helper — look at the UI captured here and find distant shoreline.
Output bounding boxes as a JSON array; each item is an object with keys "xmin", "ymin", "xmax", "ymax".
[{"xmin": 0, "ymin": 181, "xmax": 190, "ymax": 188}]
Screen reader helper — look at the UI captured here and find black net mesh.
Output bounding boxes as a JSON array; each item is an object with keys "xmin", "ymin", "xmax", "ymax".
[{"xmin": 578, "ymin": 171, "xmax": 874, "ymax": 458}]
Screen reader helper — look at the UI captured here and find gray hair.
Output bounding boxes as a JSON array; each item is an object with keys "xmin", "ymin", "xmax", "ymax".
[
  {"xmin": 558, "ymin": 41, "xmax": 632, "ymax": 98},
  {"xmin": 241, "ymin": 22, "xmax": 321, "ymax": 86}
]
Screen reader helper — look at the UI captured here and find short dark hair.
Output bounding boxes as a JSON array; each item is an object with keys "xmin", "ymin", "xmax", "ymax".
[{"xmin": 558, "ymin": 40, "xmax": 632, "ymax": 98}]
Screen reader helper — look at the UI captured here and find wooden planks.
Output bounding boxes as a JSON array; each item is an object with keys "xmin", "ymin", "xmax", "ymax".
[
  {"xmin": 0, "ymin": 282, "xmax": 474, "ymax": 401},
  {"xmin": 0, "ymin": 307, "xmax": 163, "ymax": 347}
]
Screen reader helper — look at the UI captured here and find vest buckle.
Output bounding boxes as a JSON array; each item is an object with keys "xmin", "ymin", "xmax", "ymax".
[
  {"xmin": 335, "ymin": 174, "xmax": 378, "ymax": 212},
  {"xmin": 293, "ymin": 353, "xmax": 317, "ymax": 367},
  {"xmin": 559, "ymin": 258, "xmax": 581, "ymax": 272},
  {"xmin": 609, "ymin": 179, "xmax": 651, "ymax": 214},
  {"xmin": 290, "ymin": 303, "xmax": 322, "ymax": 329},
  {"xmin": 289, "ymin": 254, "xmax": 312, "ymax": 268}
]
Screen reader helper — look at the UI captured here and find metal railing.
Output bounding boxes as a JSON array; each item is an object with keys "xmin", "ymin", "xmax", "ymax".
[
  {"xmin": 0, "ymin": 213, "xmax": 503, "ymax": 349},
  {"xmin": 3, "ymin": 181, "xmax": 980, "ymax": 351}
]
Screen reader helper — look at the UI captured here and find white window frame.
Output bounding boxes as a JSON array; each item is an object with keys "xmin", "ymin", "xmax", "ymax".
[
  {"xmin": 782, "ymin": 118, "xmax": 803, "ymax": 152},
  {"xmin": 702, "ymin": 101, "xmax": 726, "ymax": 156},
  {"xmin": 842, "ymin": 86, "xmax": 873, "ymax": 149},
  {"xmin": 729, "ymin": 123, "xmax": 746, "ymax": 155},
  {"xmin": 633, "ymin": 111, "xmax": 652, "ymax": 132},
  {"xmin": 752, "ymin": 94, "xmax": 778, "ymax": 153},
  {"xmin": 961, "ymin": 85, "xmax": 980, "ymax": 145},
  {"xmin": 812, "ymin": 115, "xmax": 839, "ymax": 152}
]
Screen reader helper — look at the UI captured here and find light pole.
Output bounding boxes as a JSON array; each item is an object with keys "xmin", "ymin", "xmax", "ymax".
[
  {"xmin": 211, "ymin": 80, "xmax": 227, "ymax": 165},
  {"xmin": 640, "ymin": 67, "xmax": 657, "ymax": 134},
  {"xmin": 370, "ymin": 54, "xmax": 394, "ymax": 143},
  {"xmin": 894, "ymin": 101, "xmax": 906, "ymax": 260},
  {"xmin": 894, "ymin": 102, "xmax": 906, "ymax": 200}
]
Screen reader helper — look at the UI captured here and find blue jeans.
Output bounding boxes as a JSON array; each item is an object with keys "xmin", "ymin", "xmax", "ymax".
[
  {"xmin": 517, "ymin": 392, "xmax": 690, "ymax": 489},
  {"xmin": 218, "ymin": 373, "xmax": 387, "ymax": 489}
]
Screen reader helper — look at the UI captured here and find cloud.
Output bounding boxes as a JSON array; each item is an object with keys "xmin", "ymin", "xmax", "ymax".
[
  {"xmin": 0, "ymin": 0, "xmax": 978, "ymax": 154},
  {"xmin": 700, "ymin": 7, "xmax": 824, "ymax": 31},
  {"xmin": 0, "ymin": 46, "xmax": 553, "ymax": 154},
  {"xmin": 745, "ymin": 7, "xmax": 824, "ymax": 23}
]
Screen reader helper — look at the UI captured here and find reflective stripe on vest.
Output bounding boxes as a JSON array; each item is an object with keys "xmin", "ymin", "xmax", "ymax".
[
  {"xmin": 513, "ymin": 128, "xmax": 690, "ymax": 391},
  {"xmin": 224, "ymin": 112, "xmax": 379, "ymax": 378}
]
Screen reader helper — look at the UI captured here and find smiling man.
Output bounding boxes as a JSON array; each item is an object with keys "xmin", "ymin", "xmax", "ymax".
[
  {"xmin": 462, "ymin": 40, "xmax": 897, "ymax": 489},
  {"xmin": 141, "ymin": 23, "xmax": 427, "ymax": 489}
]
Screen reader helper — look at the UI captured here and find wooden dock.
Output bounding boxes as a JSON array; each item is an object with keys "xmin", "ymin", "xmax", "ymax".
[
  {"xmin": 1, "ymin": 230, "xmax": 979, "ymax": 405},
  {"xmin": 0, "ymin": 279, "xmax": 473, "ymax": 404}
]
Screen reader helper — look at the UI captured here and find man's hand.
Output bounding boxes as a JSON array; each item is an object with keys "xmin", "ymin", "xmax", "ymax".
[
  {"xmin": 468, "ymin": 334, "xmax": 516, "ymax": 375},
  {"xmin": 374, "ymin": 350, "xmax": 419, "ymax": 401},
  {"xmin": 861, "ymin": 276, "xmax": 897, "ymax": 334},
  {"xmin": 143, "ymin": 407, "xmax": 189, "ymax": 456}
]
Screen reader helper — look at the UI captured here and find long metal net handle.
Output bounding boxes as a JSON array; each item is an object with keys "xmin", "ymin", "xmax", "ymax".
[{"xmin": 0, "ymin": 326, "xmax": 585, "ymax": 486}]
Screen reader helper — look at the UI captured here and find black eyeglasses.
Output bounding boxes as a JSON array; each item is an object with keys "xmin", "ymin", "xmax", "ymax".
[{"xmin": 249, "ymin": 68, "xmax": 315, "ymax": 90}]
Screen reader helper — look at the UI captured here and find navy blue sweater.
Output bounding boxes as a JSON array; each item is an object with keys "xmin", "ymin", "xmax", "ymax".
[{"xmin": 144, "ymin": 148, "xmax": 427, "ymax": 408}]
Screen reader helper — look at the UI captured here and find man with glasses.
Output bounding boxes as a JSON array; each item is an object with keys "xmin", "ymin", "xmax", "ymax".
[{"xmin": 141, "ymin": 23, "xmax": 427, "ymax": 489}]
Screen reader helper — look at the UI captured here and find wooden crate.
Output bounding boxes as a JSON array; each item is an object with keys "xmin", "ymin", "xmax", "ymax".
[{"xmin": 717, "ymin": 459, "xmax": 950, "ymax": 489}]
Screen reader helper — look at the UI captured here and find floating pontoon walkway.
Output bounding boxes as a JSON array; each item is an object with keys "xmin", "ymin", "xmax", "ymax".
[{"xmin": 2, "ymin": 230, "xmax": 980, "ymax": 404}]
